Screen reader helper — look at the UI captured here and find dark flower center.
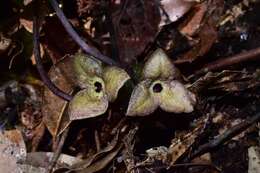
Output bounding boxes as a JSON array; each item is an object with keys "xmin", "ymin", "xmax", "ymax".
[
  {"xmin": 153, "ymin": 83, "xmax": 163, "ymax": 93},
  {"xmin": 94, "ymin": 82, "xmax": 102, "ymax": 93}
]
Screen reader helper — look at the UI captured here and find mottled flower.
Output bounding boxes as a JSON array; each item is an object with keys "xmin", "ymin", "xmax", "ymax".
[
  {"xmin": 67, "ymin": 53, "xmax": 130, "ymax": 120},
  {"xmin": 126, "ymin": 48, "xmax": 196, "ymax": 116}
]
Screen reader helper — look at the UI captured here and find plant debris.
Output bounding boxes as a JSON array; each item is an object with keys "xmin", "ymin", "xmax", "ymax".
[{"xmin": 0, "ymin": 0, "xmax": 260, "ymax": 173}]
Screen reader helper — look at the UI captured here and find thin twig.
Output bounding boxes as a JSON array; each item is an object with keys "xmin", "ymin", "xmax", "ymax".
[
  {"xmin": 47, "ymin": 126, "xmax": 70, "ymax": 173},
  {"xmin": 188, "ymin": 111, "xmax": 260, "ymax": 161},
  {"xmin": 94, "ymin": 130, "xmax": 101, "ymax": 152},
  {"xmin": 33, "ymin": 11, "xmax": 72, "ymax": 101},
  {"xmin": 196, "ymin": 47, "xmax": 260, "ymax": 75},
  {"xmin": 49, "ymin": 0, "xmax": 118, "ymax": 66}
]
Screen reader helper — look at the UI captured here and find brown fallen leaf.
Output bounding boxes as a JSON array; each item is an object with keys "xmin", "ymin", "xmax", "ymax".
[
  {"xmin": 179, "ymin": 2, "xmax": 207, "ymax": 37},
  {"xmin": 174, "ymin": 0, "xmax": 224, "ymax": 63},
  {"xmin": 175, "ymin": 21, "xmax": 218, "ymax": 63},
  {"xmin": 42, "ymin": 57, "xmax": 73, "ymax": 137},
  {"xmin": 159, "ymin": 0, "xmax": 197, "ymax": 26}
]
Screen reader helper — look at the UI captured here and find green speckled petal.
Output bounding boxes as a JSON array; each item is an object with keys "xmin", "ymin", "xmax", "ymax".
[
  {"xmin": 142, "ymin": 48, "xmax": 178, "ymax": 80},
  {"xmin": 68, "ymin": 86, "xmax": 108, "ymax": 120},
  {"xmin": 153, "ymin": 80, "xmax": 196, "ymax": 113},
  {"xmin": 103, "ymin": 66, "xmax": 130, "ymax": 102},
  {"xmin": 126, "ymin": 80, "xmax": 158, "ymax": 116},
  {"xmin": 73, "ymin": 53, "xmax": 103, "ymax": 88}
]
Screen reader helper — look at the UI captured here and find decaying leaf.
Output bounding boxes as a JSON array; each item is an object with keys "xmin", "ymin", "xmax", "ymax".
[
  {"xmin": 174, "ymin": 0, "xmax": 224, "ymax": 63},
  {"xmin": 42, "ymin": 59, "xmax": 73, "ymax": 137},
  {"xmin": 127, "ymin": 48, "xmax": 196, "ymax": 116},
  {"xmin": 159, "ymin": 0, "xmax": 197, "ymax": 26},
  {"xmin": 168, "ymin": 129, "xmax": 198, "ymax": 164},
  {"xmin": 179, "ymin": 2, "xmax": 207, "ymax": 37}
]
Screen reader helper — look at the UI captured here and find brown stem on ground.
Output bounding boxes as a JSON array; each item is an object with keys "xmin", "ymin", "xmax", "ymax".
[
  {"xmin": 196, "ymin": 47, "xmax": 260, "ymax": 75},
  {"xmin": 47, "ymin": 127, "xmax": 70, "ymax": 173}
]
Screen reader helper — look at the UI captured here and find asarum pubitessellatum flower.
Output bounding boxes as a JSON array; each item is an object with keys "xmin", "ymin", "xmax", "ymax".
[
  {"xmin": 126, "ymin": 48, "xmax": 196, "ymax": 116},
  {"xmin": 67, "ymin": 53, "xmax": 130, "ymax": 120}
]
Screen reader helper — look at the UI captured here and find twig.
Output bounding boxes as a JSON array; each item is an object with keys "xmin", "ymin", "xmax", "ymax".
[
  {"xmin": 94, "ymin": 130, "xmax": 101, "ymax": 152},
  {"xmin": 33, "ymin": 11, "xmax": 72, "ymax": 101},
  {"xmin": 187, "ymin": 111, "xmax": 260, "ymax": 161},
  {"xmin": 196, "ymin": 47, "xmax": 260, "ymax": 75},
  {"xmin": 48, "ymin": 0, "xmax": 118, "ymax": 66},
  {"xmin": 47, "ymin": 126, "xmax": 70, "ymax": 173}
]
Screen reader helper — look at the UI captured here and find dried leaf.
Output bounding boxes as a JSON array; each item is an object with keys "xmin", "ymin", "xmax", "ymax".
[
  {"xmin": 68, "ymin": 88, "xmax": 108, "ymax": 120},
  {"xmin": 42, "ymin": 61, "xmax": 73, "ymax": 137},
  {"xmin": 160, "ymin": 0, "xmax": 196, "ymax": 26},
  {"xmin": 126, "ymin": 80, "xmax": 157, "ymax": 116},
  {"xmin": 156, "ymin": 80, "xmax": 196, "ymax": 113},
  {"xmin": 179, "ymin": 2, "xmax": 207, "ymax": 37},
  {"xmin": 142, "ymin": 48, "xmax": 178, "ymax": 80},
  {"xmin": 103, "ymin": 66, "xmax": 130, "ymax": 102}
]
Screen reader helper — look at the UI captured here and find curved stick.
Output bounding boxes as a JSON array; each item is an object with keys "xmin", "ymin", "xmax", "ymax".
[
  {"xmin": 33, "ymin": 15, "xmax": 73, "ymax": 101},
  {"xmin": 49, "ymin": 0, "xmax": 118, "ymax": 66}
]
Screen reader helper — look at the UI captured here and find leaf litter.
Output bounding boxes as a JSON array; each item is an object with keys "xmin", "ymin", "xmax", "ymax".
[{"xmin": 0, "ymin": 0, "xmax": 260, "ymax": 172}]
